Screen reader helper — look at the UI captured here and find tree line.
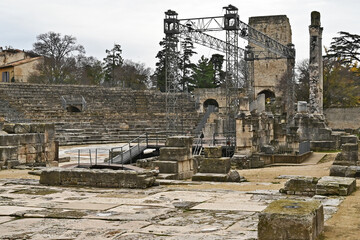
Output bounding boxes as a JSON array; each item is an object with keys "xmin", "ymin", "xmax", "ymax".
[
  {"xmin": 296, "ymin": 31, "xmax": 360, "ymax": 108},
  {"xmin": 28, "ymin": 31, "xmax": 359, "ymax": 107},
  {"xmin": 29, "ymin": 32, "xmax": 226, "ymax": 91},
  {"xmin": 29, "ymin": 32, "xmax": 152, "ymax": 89}
]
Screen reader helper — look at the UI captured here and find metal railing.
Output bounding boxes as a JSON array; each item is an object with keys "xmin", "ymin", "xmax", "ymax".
[
  {"xmin": 60, "ymin": 95, "xmax": 87, "ymax": 111},
  {"xmin": 194, "ymin": 105, "xmax": 216, "ymax": 135},
  {"xmin": 77, "ymin": 148, "xmax": 110, "ymax": 167},
  {"xmin": 109, "ymin": 133, "xmax": 151, "ymax": 165}
]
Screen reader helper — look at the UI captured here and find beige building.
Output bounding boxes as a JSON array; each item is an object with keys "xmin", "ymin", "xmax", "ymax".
[{"xmin": 0, "ymin": 48, "xmax": 43, "ymax": 83}]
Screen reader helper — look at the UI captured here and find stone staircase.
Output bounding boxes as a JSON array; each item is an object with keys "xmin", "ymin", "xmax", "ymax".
[{"xmin": 0, "ymin": 83, "xmax": 202, "ymax": 145}]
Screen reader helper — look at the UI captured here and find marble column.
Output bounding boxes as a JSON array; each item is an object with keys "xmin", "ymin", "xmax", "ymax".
[{"xmin": 309, "ymin": 11, "xmax": 323, "ymax": 115}]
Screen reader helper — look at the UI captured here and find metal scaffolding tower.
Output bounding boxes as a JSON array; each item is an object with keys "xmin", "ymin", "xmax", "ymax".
[{"xmin": 163, "ymin": 5, "xmax": 296, "ymax": 140}]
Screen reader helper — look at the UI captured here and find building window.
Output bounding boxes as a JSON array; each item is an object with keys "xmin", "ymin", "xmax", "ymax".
[{"xmin": 2, "ymin": 72, "xmax": 9, "ymax": 82}]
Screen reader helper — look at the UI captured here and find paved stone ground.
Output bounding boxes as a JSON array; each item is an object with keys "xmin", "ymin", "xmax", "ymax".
[{"xmin": 0, "ymin": 176, "xmax": 345, "ymax": 240}]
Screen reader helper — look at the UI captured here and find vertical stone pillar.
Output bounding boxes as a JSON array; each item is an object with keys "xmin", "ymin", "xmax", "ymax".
[{"xmin": 309, "ymin": 11, "xmax": 324, "ymax": 115}]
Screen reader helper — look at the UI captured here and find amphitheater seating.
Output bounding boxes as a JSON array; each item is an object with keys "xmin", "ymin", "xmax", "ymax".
[{"xmin": 0, "ymin": 83, "xmax": 202, "ymax": 145}]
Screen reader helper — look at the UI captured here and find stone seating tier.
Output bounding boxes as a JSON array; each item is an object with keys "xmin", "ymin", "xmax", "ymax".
[{"xmin": 0, "ymin": 83, "xmax": 202, "ymax": 145}]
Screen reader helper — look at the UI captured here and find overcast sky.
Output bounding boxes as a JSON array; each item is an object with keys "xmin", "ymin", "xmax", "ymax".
[{"xmin": 1, "ymin": 0, "xmax": 359, "ymax": 70}]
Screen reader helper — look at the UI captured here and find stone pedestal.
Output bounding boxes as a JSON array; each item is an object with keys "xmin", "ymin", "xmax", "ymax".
[
  {"xmin": 333, "ymin": 143, "xmax": 358, "ymax": 166},
  {"xmin": 152, "ymin": 136, "xmax": 194, "ymax": 180},
  {"xmin": 330, "ymin": 136, "xmax": 359, "ymax": 177},
  {"xmin": 258, "ymin": 199, "xmax": 324, "ymax": 240},
  {"xmin": 192, "ymin": 146, "xmax": 243, "ymax": 182}
]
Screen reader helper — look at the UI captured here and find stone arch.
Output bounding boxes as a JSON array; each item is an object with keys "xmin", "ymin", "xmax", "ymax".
[
  {"xmin": 66, "ymin": 105, "xmax": 82, "ymax": 113},
  {"xmin": 258, "ymin": 89, "xmax": 275, "ymax": 100},
  {"xmin": 203, "ymin": 98, "xmax": 219, "ymax": 111}
]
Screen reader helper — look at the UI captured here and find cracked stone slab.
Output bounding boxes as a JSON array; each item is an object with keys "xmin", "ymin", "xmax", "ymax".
[
  {"xmin": 192, "ymin": 202, "xmax": 267, "ymax": 212},
  {"xmin": 54, "ymin": 202, "xmax": 119, "ymax": 211},
  {"xmin": 88, "ymin": 205, "xmax": 175, "ymax": 221},
  {"xmin": 0, "ymin": 206, "xmax": 45, "ymax": 216},
  {"xmin": 0, "ymin": 216, "xmax": 15, "ymax": 224}
]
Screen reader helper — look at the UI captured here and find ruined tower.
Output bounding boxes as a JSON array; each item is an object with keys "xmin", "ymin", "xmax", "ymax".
[
  {"xmin": 248, "ymin": 15, "xmax": 293, "ymax": 100},
  {"xmin": 309, "ymin": 11, "xmax": 323, "ymax": 115}
]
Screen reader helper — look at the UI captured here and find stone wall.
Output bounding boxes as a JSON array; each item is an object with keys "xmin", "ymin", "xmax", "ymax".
[
  {"xmin": 324, "ymin": 107, "xmax": 360, "ymax": 129},
  {"xmin": 40, "ymin": 168, "xmax": 156, "ymax": 189},
  {"xmin": 0, "ymin": 123, "xmax": 57, "ymax": 168}
]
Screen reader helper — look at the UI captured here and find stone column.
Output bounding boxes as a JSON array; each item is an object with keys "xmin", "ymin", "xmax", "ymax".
[{"xmin": 309, "ymin": 11, "xmax": 324, "ymax": 115}]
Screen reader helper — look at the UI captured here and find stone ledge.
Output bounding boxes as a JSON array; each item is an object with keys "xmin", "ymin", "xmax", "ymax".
[
  {"xmin": 40, "ymin": 167, "xmax": 156, "ymax": 189},
  {"xmin": 316, "ymin": 176, "xmax": 356, "ymax": 196},
  {"xmin": 280, "ymin": 175, "xmax": 357, "ymax": 196}
]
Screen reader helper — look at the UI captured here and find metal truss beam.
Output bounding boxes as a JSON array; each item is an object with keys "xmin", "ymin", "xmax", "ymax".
[
  {"xmin": 178, "ymin": 24, "xmax": 245, "ymax": 58},
  {"xmin": 178, "ymin": 16, "xmax": 295, "ymax": 59}
]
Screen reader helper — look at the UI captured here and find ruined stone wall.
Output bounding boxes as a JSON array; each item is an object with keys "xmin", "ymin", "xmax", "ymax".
[
  {"xmin": 324, "ymin": 107, "xmax": 360, "ymax": 129},
  {"xmin": 236, "ymin": 112, "xmax": 274, "ymax": 154},
  {"xmin": 248, "ymin": 15, "xmax": 293, "ymax": 98},
  {"xmin": 0, "ymin": 123, "xmax": 57, "ymax": 168}
]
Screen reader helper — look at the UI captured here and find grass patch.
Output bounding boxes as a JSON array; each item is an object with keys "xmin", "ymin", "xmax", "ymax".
[
  {"xmin": 318, "ymin": 154, "xmax": 336, "ymax": 164},
  {"xmin": 315, "ymin": 150, "xmax": 341, "ymax": 153}
]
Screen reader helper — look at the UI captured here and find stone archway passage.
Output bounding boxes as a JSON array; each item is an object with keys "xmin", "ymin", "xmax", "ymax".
[
  {"xmin": 203, "ymin": 98, "xmax": 219, "ymax": 111},
  {"xmin": 66, "ymin": 105, "xmax": 82, "ymax": 113},
  {"xmin": 257, "ymin": 90, "xmax": 275, "ymax": 100}
]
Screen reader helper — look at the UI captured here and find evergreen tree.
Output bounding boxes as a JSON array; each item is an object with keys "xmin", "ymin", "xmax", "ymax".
[
  {"xmin": 180, "ymin": 37, "xmax": 197, "ymax": 92},
  {"xmin": 210, "ymin": 54, "xmax": 225, "ymax": 86},
  {"xmin": 192, "ymin": 56, "xmax": 216, "ymax": 89},
  {"xmin": 103, "ymin": 44, "xmax": 123, "ymax": 86},
  {"xmin": 152, "ymin": 39, "xmax": 167, "ymax": 92}
]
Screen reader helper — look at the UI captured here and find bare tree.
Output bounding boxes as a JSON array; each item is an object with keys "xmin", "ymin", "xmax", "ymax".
[{"xmin": 32, "ymin": 32, "xmax": 85, "ymax": 84}]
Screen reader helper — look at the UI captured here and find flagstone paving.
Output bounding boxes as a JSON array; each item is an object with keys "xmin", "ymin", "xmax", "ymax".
[{"xmin": 0, "ymin": 178, "xmax": 345, "ymax": 239}]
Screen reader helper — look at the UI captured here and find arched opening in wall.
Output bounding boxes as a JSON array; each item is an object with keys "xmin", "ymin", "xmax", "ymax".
[
  {"xmin": 203, "ymin": 99, "xmax": 219, "ymax": 112},
  {"xmin": 258, "ymin": 90, "xmax": 275, "ymax": 103},
  {"xmin": 66, "ymin": 105, "xmax": 82, "ymax": 113}
]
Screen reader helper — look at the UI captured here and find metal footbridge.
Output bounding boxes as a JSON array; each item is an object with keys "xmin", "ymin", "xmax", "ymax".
[{"xmin": 109, "ymin": 133, "xmax": 165, "ymax": 164}]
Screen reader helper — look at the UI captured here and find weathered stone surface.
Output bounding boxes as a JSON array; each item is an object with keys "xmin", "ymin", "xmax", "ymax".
[
  {"xmin": 203, "ymin": 146, "xmax": 222, "ymax": 158},
  {"xmin": 226, "ymin": 170, "xmax": 245, "ymax": 182},
  {"xmin": 308, "ymin": 11, "xmax": 323, "ymax": 115},
  {"xmin": 340, "ymin": 135, "xmax": 358, "ymax": 145},
  {"xmin": 152, "ymin": 160, "xmax": 178, "ymax": 173},
  {"xmin": 330, "ymin": 165, "xmax": 360, "ymax": 178},
  {"xmin": 310, "ymin": 141, "xmax": 337, "ymax": 151},
  {"xmin": 192, "ymin": 173, "xmax": 228, "ymax": 182},
  {"xmin": 199, "ymin": 157, "xmax": 230, "ymax": 174},
  {"xmin": 0, "ymin": 146, "xmax": 18, "ymax": 168},
  {"xmin": 159, "ymin": 147, "xmax": 190, "ymax": 161},
  {"xmin": 258, "ymin": 199, "xmax": 324, "ymax": 240},
  {"xmin": 280, "ymin": 176, "xmax": 318, "ymax": 196},
  {"xmin": 316, "ymin": 176, "xmax": 356, "ymax": 196},
  {"xmin": 40, "ymin": 168, "xmax": 156, "ymax": 189},
  {"xmin": 165, "ymin": 136, "xmax": 193, "ymax": 148},
  {"xmin": 0, "ymin": 123, "xmax": 57, "ymax": 168}
]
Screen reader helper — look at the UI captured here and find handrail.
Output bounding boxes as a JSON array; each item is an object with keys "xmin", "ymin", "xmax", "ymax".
[{"xmin": 194, "ymin": 105, "xmax": 216, "ymax": 135}]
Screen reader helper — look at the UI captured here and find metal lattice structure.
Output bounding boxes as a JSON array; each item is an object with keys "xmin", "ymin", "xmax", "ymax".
[{"xmin": 163, "ymin": 5, "xmax": 295, "ymax": 137}]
